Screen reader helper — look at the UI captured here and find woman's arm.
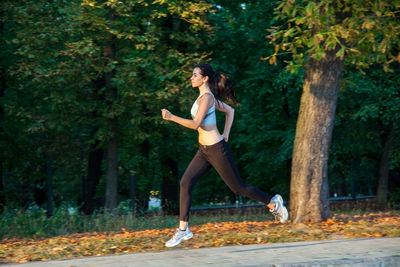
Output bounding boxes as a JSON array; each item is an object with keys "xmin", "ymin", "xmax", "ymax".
[
  {"xmin": 215, "ymin": 100, "xmax": 234, "ymax": 142},
  {"xmin": 162, "ymin": 94, "xmax": 213, "ymax": 130}
]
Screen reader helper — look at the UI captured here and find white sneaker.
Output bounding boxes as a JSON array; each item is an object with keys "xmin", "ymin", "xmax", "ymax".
[
  {"xmin": 165, "ymin": 227, "xmax": 193, "ymax": 247},
  {"xmin": 269, "ymin": 194, "xmax": 289, "ymax": 223}
]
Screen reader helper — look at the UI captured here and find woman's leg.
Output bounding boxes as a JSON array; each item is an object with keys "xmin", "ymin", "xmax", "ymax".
[
  {"xmin": 206, "ymin": 140, "xmax": 272, "ymax": 204},
  {"xmin": 179, "ymin": 149, "xmax": 211, "ymax": 224},
  {"xmin": 166, "ymin": 149, "xmax": 211, "ymax": 247}
]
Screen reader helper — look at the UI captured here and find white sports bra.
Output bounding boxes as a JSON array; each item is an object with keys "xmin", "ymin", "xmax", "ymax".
[{"xmin": 190, "ymin": 92, "xmax": 216, "ymax": 126}]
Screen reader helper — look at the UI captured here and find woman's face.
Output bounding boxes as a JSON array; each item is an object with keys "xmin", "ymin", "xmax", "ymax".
[{"xmin": 190, "ymin": 67, "xmax": 207, "ymax": 88}]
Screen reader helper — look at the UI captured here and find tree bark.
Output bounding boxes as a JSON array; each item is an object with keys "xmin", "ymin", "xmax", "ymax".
[
  {"xmin": 105, "ymin": 118, "xmax": 118, "ymax": 210},
  {"xmin": 0, "ymin": 161, "xmax": 3, "ymax": 212},
  {"xmin": 45, "ymin": 152, "xmax": 53, "ymax": 218},
  {"xmin": 135, "ymin": 141, "xmax": 150, "ymax": 212},
  {"xmin": 129, "ymin": 165, "xmax": 137, "ymax": 212},
  {"xmin": 0, "ymin": 64, "xmax": 5, "ymax": 211},
  {"xmin": 290, "ymin": 48, "xmax": 344, "ymax": 223},
  {"xmin": 377, "ymin": 123, "xmax": 394, "ymax": 203},
  {"xmin": 161, "ymin": 158, "xmax": 179, "ymax": 214},
  {"xmin": 82, "ymin": 142, "xmax": 103, "ymax": 214},
  {"xmin": 82, "ymin": 74, "xmax": 106, "ymax": 214},
  {"xmin": 104, "ymin": 7, "xmax": 119, "ymax": 210},
  {"xmin": 1, "ymin": 18, "xmax": 6, "ymax": 210}
]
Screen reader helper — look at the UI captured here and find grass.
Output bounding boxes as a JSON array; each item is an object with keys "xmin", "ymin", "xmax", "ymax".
[{"xmin": 0, "ymin": 206, "xmax": 275, "ymax": 240}]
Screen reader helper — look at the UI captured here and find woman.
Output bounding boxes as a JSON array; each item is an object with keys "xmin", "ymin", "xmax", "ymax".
[{"xmin": 161, "ymin": 63, "xmax": 288, "ymax": 248}]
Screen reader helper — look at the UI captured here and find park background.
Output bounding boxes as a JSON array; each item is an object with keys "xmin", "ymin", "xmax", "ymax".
[{"xmin": 1, "ymin": 0, "xmax": 400, "ymax": 240}]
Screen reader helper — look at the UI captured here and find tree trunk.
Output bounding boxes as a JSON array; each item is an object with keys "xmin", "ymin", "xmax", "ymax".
[
  {"xmin": 290, "ymin": 48, "xmax": 344, "ymax": 223},
  {"xmin": 136, "ymin": 141, "xmax": 150, "ymax": 212},
  {"xmin": 45, "ymin": 152, "xmax": 53, "ymax": 218},
  {"xmin": 82, "ymin": 142, "xmax": 103, "ymax": 214},
  {"xmin": 0, "ymin": 65, "xmax": 5, "ymax": 211},
  {"xmin": 104, "ymin": 7, "xmax": 119, "ymax": 210},
  {"xmin": 129, "ymin": 165, "xmax": 137, "ymax": 212},
  {"xmin": 82, "ymin": 74, "xmax": 106, "ymax": 214},
  {"xmin": 377, "ymin": 123, "xmax": 394, "ymax": 203},
  {"xmin": 161, "ymin": 158, "xmax": 179, "ymax": 214},
  {"xmin": 105, "ymin": 118, "xmax": 118, "ymax": 210},
  {"xmin": 1, "ymin": 18, "xmax": 6, "ymax": 210},
  {"xmin": 0, "ymin": 162, "xmax": 3, "ymax": 212}
]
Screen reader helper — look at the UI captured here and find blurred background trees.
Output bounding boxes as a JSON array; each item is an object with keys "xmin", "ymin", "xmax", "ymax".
[{"xmin": 1, "ymin": 0, "xmax": 399, "ymax": 217}]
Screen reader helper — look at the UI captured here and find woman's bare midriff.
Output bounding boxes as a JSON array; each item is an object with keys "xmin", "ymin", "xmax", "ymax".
[{"xmin": 197, "ymin": 125, "xmax": 223, "ymax": 145}]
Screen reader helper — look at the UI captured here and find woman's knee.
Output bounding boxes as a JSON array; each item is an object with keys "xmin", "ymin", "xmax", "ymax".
[
  {"xmin": 231, "ymin": 184, "xmax": 247, "ymax": 196},
  {"xmin": 180, "ymin": 177, "xmax": 192, "ymax": 192}
]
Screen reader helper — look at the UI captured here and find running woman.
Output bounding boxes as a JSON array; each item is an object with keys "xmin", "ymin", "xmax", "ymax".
[{"xmin": 161, "ymin": 63, "xmax": 288, "ymax": 248}]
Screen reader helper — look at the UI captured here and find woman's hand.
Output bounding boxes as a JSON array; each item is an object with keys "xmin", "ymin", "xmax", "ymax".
[
  {"xmin": 216, "ymin": 100, "xmax": 234, "ymax": 143},
  {"xmin": 161, "ymin": 109, "xmax": 173, "ymax": 121},
  {"xmin": 222, "ymin": 133, "xmax": 229, "ymax": 142}
]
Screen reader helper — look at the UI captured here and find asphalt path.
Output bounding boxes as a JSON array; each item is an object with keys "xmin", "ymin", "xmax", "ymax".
[{"xmin": 6, "ymin": 237, "xmax": 400, "ymax": 267}]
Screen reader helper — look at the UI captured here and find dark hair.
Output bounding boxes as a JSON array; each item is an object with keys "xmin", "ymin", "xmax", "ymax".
[{"xmin": 194, "ymin": 63, "xmax": 239, "ymax": 105}]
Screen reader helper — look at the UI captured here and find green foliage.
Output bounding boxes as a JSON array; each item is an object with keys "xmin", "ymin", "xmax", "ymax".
[
  {"xmin": 388, "ymin": 189, "xmax": 400, "ymax": 209},
  {"xmin": 330, "ymin": 66, "xmax": 400, "ymax": 197},
  {"xmin": 267, "ymin": 0, "xmax": 400, "ymax": 72},
  {"xmin": 1, "ymin": 0, "xmax": 399, "ymax": 220},
  {"xmin": 1, "ymin": 0, "xmax": 213, "ymax": 208}
]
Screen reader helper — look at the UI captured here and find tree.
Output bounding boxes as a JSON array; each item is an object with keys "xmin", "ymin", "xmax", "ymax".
[
  {"xmin": 328, "ymin": 68, "xmax": 400, "ymax": 200},
  {"xmin": 1, "ymin": 0, "xmax": 213, "ymax": 212},
  {"xmin": 339, "ymin": 69, "xmax": 400, "ymax": 203},
  {"xmin": 103, "ymin": 6, "xmax": 118, "ymax": 210},
  {"xmin": 1, "ymin": 0, "xmax": 85, "ymax": 209},
  {"xmin": 268, "ymin": 0, "xmax": 400, "ymax": 223}
]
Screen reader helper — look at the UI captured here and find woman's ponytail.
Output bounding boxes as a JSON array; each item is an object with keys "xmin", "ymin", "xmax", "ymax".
[
  {"xmin": 195, "ymin": 63, "xmax": 239, "ymax": 105},
  {"xmin": 212, "ymin": 72, "xmax": 238, "ymax": 105}
]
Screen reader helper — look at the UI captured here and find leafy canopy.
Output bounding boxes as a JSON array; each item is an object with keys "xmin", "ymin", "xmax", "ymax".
[{"xmin": 266, "ymin": 0, "xmax": 400, "ymax": 73}]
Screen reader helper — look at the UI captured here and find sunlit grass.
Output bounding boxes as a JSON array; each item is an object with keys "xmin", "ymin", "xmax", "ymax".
[
  {"xmin": 1, "ymin": 206, "xmax": 398, "ymax": 241},
  {"xmin": 0, "ymin": 206, "xmax": 275, "ymax": 240}
]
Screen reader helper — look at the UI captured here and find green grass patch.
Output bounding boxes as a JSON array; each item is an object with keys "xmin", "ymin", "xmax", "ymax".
[{"xmin": 0, "ymin": 207, "xmax": 274, "ymax": 240}]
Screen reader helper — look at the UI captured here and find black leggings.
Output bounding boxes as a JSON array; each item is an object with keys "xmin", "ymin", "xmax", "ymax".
[{"xmin": 179, "ymin": 139, "xmax": 272, "ymax": 221}]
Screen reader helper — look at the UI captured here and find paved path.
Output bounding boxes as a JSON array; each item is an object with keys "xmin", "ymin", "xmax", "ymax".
[{"xmin": 7, "ymin": 237, "xmax": 400, "ymax": 267}]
